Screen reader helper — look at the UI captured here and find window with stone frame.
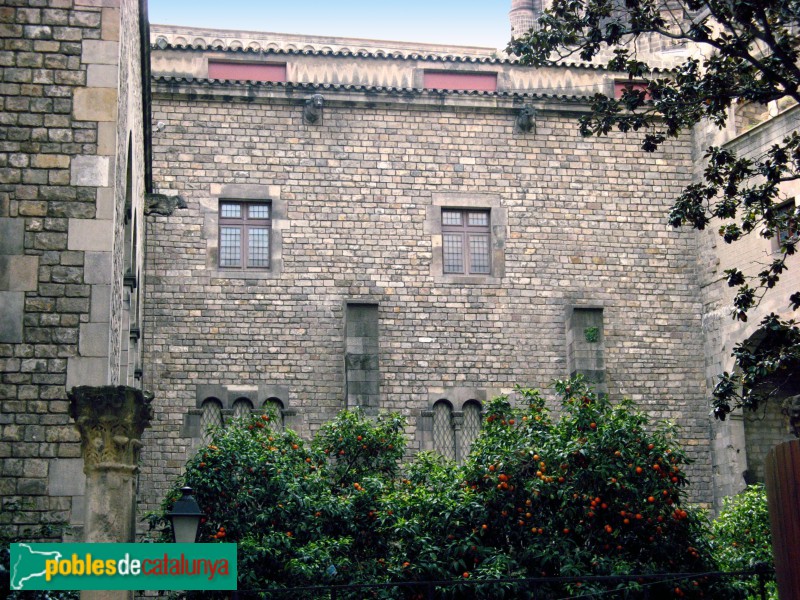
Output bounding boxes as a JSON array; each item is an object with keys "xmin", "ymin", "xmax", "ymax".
[
  {"xmin": 775, "ymin": 200, "xmax": 798, "ymax": 247},
  {"xmin": 441, "ymin": 209, "xmax": 491, "ymax": 275},
  {"xmin": 218, "ymin": 201, "xmax": 271, "ymax": 269},
  {"xmin": 431, "ymin": 399, "xmax": 483, "ymax": 464},
  {"xmin": 200, "ymin": 398, "xmax": 223, "ymax": 443}
]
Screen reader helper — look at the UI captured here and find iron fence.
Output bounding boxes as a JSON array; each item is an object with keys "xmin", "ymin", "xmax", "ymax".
[{"xmin": 228, "ymin": 566, "xmax": 775, "ymax": 600}]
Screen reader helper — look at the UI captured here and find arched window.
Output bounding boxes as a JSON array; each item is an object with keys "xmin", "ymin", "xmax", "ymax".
[
  {"xmin": 433, "ymin": 400, "xmax": 455, "ymax": 461},
  {"xmin": 263, "ymin": 397, "xmax": 284, "ymax": 428},
  {"xmin": 460, "ymin": 400, "xmax": 482, "ymax": 460},
  {"xmin": 200, "ymin": 398, "xmax": 223, "ymax": 443},
  {"xmin": 233, "ymin": 397, "xmax": 253, "ymax": 420}
]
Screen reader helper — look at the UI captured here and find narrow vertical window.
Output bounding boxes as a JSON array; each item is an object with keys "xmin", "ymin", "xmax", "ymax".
[
  {"xmin": 219, "ymin": 201, "xmax": 271, "ymax": 269},
  {"xmin": 567, "ymin": 307, "xmax": 606, "ymax": 396},
  {"xmin": 233, "ymin": 398, "xmax": 253, "ymax": 420},
  {"xmin": 460, "ymin": 401, "xmax": 482, "ymax": 460},
  {"xmin": 201, "ymin": 398, "xmax": 223, "ymax": 443},
  {"xmin": 345, "ymin": 303, "xmax": 379, "ymax": 409},
  {"xmin": 775, "ymin": 201, "xmax": 797, "ymax": 246},
  {"xmin": 442, "ymin": 209, "xmax": 491, "ymax": 274},
  {"xmin": 263, "ymin": 398, "xmax": 284, "ymax": 428},
  {"xmin": 433, "ymin": 400, "xmax": 456, "ymax": 461}
]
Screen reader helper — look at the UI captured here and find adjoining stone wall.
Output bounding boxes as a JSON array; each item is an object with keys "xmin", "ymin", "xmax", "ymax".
[
  {"xmin": 141, "ymin": 83, "xmax": 712, "ymax": 515},
  {"xmin": 693, "ymin": 105, "xmax": 800, "ymax": 509},
  {"xmin": 0, "ymin": 0, "xmax": 146, "ymax": 542}
]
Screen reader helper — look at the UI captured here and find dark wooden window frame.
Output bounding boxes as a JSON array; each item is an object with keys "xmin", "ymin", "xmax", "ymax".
[
  {"xmin": 775, "ymin": 200, "xmax": 798, "ymax": 247},
  {"xmin": 441, "ymin": 208, "xmax": 491, "ymax": 275},
  {"xmin": 218, "ymin": 200, "xmax": 272, "ymax": 270}
]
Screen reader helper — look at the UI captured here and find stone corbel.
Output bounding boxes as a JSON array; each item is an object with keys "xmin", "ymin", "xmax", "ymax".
[
  {"xmin": 514, "ymin": 104, "xmax": 536, "ymax": 134},
  {"xmin": 303, "ymin": 94, "xmax": 325, "ymax": 125},
  {"xmin": 144, "ymin": 192, "xmax": 188, "ymax": 216}
]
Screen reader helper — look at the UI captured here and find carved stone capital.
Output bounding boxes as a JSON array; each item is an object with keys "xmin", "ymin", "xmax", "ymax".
[{"xmin": 68, "ymin": 386, "xmax": 154, "ymax": 473}]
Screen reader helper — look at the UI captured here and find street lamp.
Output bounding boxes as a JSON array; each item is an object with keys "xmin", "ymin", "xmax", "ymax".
[{"xmin": 168, "ymin": 486, "xmax": 203, "ymax": 543}]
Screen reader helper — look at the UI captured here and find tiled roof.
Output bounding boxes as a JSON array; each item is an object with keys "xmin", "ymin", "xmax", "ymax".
[
  {"xmin": 151, "ymin": 75, "xmax": 593, "ymax": 101},
  {"xmin": 152, "ymin": 40, "xmax": 617, "ymax": 71}
]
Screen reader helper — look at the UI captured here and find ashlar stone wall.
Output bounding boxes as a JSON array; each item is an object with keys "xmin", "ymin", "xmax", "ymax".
[
  {"xmin": 141, "ymin": 80, "xmax": 713, "ymax": 514},
  {"xmin": 0, "ymin": 0, "xmax": 146, "ymax": 542}
]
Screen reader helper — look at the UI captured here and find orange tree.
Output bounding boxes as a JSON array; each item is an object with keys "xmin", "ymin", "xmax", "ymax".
[{"xmin": 148, "ymin": 379, "xmax": 741, "ymax": 598}]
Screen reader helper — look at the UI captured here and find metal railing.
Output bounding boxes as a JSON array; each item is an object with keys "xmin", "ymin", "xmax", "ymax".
[{"xmin": 228, "ymin": 566, "xmax": 775, "ymax": 600}]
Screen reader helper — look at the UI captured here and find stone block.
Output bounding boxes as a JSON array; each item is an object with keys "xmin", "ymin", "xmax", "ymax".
[
  {"xmin": 97, "ymin": 121, "xmax": 116, "ymax": 156},
  {"xmin": 80, "ymin": 40, "xmax": 118, "ymax": 65},
  {"xmin": 70, "ymin": 155, "xmax": 110, "ymax": 187},
  {"xmin": 66, "ymin": 356, "xmax": 108, "ymax": 388},
  {"xmin": 72, "ymin": 87, "xmax": 117, "ymax": 122},
  {"xmin": 48, "ymin": 458, "xmax": 85, "ymax": 496},
  {"xmin": 0, "ymin": 292, "xmax": 24, "ymax": 343},
  {"xmin": 0, "ymin": 256, "xmax": 38, "ymax": 291},
  {"xmin": 90, "ymin": 284, "xmax": 111, "ymax": 322},
  {"xmin": 70, "ymin": 494, "xmax": 85, "ymax": 525},
  {"xmin": 31, "ymin": 153, "xmax": 69, "ymax": 169},
  {"xmin": 86, "ymin": 63, "xmax": 117, "ymax": 88},
  {"xmin": 68, "ymin": 219, "xmax": 113, "ymax": 251},
  {"xmin": 101, "ymin": 7, "xmax": 119, "ymax": 41},
  {"xmin": 84, "ymin": 251, "xmax": 111, "ymax": 284},
  {"xmin": 0, "ymin": 218, "xmax": 24, "ymax": 254},
  {"xmin": 79, "ymin": 322, "xmax": 109, "ymax": 357}
]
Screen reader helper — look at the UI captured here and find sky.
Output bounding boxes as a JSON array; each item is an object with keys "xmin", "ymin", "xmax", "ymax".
[{"xmin": 147, "ymin": 0, "xmax": 512, "ymax": 49}]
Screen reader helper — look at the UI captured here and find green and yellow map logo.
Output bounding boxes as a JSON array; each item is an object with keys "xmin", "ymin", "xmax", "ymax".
[{"xmin": 10, "ymin": 543, "xmax": 237, "ymax": 591}]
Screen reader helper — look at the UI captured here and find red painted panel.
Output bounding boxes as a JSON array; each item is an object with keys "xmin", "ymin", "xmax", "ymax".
[
  {"xmin": 208, "ymin": 61, "xmax": 287, "ymax": 82},
  {"xmin": 614, "ymin": 80, "xmax": 650, "ymax": 99},
  {"xmin": 423, "ymin": 71, "xmax": 497, "ymax": 92}
]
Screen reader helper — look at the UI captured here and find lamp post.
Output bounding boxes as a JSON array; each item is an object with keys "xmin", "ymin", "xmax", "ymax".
[{"xmin": 168, "ymin": 486, "xmax": 203, "ymax": 543}]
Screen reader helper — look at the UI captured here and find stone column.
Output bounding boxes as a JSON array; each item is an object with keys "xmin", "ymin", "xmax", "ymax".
[{"xmin": 69, "ymin": 385, "xmax": 153, "ymax": 600}]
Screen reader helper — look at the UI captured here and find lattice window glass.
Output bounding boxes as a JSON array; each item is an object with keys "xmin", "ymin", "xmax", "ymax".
[
  {"xmin": 248, "ymin": 227, "xmax": 270, "ymax": 267},
  {"xmin": 219, "ymin": 227, "xmax": 241, "ymax": 267},
  {"xmin": 219, "ymin": 200, "xmax": 271, "ymax": 270},
  {"xmin": 201, "ymin": 399, "xmax": 223, "ymax": 443},
  {"xmin": 468, "ymin": 212, "xmax": 489, "ymax": 227},
  {"xmin": 233, "ymin": 398, "xmax": 253, "ymax": 420},
  {"xmin": 442, "ymin": 210, "xmax": 462, "ymax": 226},
  {"xmin": 460, "ymin": 401, "xmax": 482, "ymax": 459},
  {"xmin": 220, "ymin": 203, "xmax": 241, "ymax": 218},
  {"xmin": 263, "ymin": 398, "xmax": 284, "ymax": 428},
  {"xmin": 433, "ymin": 401, "xmax": 455, "ymax": 461},
  {"xmin": 249, "ymin": 204, "xmax": 270, "ymax": 219},
  {"xmin": 469, "ymin": 234, "xmax": 490, "ymax": 274},
  {"xmin": 443, "ymin": 234, "xmax": 464, "ymax": 273},
  {"xmin": 441, "ymin": 209, "xmax": 490, "ymax": 274}
]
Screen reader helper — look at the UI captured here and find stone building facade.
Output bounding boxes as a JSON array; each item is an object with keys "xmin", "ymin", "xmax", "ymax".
[
  {"xmin": 0, "ymin": 0, "xmax": 149, "ymax": 542},
  {"xmin": 140, "ymin": 24, "xmax": 714, "ymax": 513},
  {"xmin": 2, "ymin": 0, "xmax": 798, "ymax": 544}
]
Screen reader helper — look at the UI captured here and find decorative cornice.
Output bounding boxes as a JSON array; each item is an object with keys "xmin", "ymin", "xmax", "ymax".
[
  {"xmin": 69, "ymin": 386, "xmax": 154, "ymax": 472},
  {"xmin": 151, "ymin": 76, "xmax": 592, "ymax": 103}
]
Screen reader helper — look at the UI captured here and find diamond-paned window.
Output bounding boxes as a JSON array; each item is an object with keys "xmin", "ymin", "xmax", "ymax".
[
  {"xmin": 433, "ymin": 400, "xmax": 456, "ymax": 461},
  {"xmin": 263, "ymin": 398, "xmax": 284, "ymax": 428},
  {"xmin": 201, "ymin": 399, "xmax": 223, "ymax": 443},
  {"xmin": 460, "ymin": 401, "xmax": 482, "ymax": 460},
  {"xmin": 233, "ymin": 398, "xmax": 253, "ymax": 420}
]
